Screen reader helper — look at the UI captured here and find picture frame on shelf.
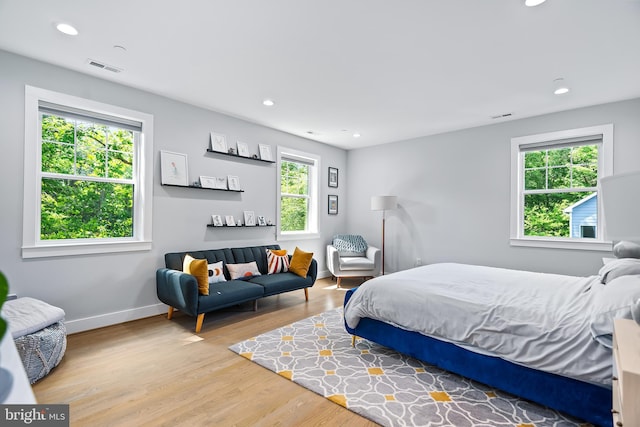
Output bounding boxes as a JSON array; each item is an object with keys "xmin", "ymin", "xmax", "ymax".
[
  {"xmin": 214, "ymin": 177, "xmax": 228, "ymax": 189},
  {"xmin": 225, "ymin": 215, "xmax": 236, "ymax": 226},
  {"xmin": 227, "ymin": 175, "xmax": 240, "ymax": 191},
  {"xmin": 258, "ymin": 144, "xmax": 272, "ymax": 161},
  {"xmin": 199, "ymin": 176, "xmax": 216, "ymax": 189},
  {"xmin": 257, "ymin": 215, "xmax": 267, "ymax": 226},
  {"xmin": 328, "ymin": 167, "xmax": 338, "ymax": 188},
  {"xmin": 211, "ymin": 215, "xmax": 224, "ymax": 227},
  {"xmin": 328, "ymin": 195, "xmax": 338, "ymax": 215},
  {"xmin": 244, "ymin": 210, "xmax": 256, "ymax": 226},
  {"xmin": 210, "ymin": 132, "xmax": 228, "ymax": 153},
  {"xmin": 160, "ymin": 150, "xmax": 189, "ymax": 186},
  {"xmin": 237, "ymin": 141, "xmax": 250, "ymax": 157}
]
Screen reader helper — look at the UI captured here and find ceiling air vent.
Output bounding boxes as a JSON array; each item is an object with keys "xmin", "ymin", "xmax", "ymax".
[
  {"xmin": 490, "ymin": 113, "xmax": 513, "ymax": 119},
  {"xmin": 87, "ymin": 59, "xmax": 123, "ymax": 73}
]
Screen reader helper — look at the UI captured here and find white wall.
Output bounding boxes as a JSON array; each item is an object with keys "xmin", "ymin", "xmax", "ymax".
[
  {"xmin": 346, "ymin": 98, "xmax": 640, "ymax": 277},
  {"xmin": 0, "ymin": 50, "xmax": 348, "ymax": 332}
]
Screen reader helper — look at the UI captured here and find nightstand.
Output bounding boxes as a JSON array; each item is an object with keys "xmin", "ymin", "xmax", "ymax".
[{"xmin": 612, "ymin": 318, "xmax": 640, "ymax": 426}]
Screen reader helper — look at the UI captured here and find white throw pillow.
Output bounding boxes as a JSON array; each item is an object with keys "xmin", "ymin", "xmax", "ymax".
[
  {"xmin": 207, "ymin": 261, "xmax": 227, "ymax": 284},
  {"xmin": 227, "ymin": 261, "xmax": 261, "ymax": 280}
]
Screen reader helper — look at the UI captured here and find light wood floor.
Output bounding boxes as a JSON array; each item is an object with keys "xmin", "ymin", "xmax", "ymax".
[{"xmin": 32, "ymin": 277, "xmax": 379, "ymax": 427}]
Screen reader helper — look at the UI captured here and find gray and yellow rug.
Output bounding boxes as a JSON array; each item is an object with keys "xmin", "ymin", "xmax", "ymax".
[{"xmin": 229, "ymin": 308, "xmax": 590, "ymax": 427}]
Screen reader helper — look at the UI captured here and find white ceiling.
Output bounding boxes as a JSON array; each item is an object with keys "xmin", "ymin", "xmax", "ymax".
[{"xmin": 1, "ymin": 0, "xmax": 639, "ymax": 150}]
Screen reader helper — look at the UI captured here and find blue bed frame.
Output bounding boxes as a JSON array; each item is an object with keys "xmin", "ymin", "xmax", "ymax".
[{"xmin": 344, "ymin": 288, "xmax": 612, "ymax": 427}]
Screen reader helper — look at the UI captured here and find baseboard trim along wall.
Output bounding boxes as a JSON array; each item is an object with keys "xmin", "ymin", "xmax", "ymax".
[{"xmin": 65, "ymin": 303, "xmax": 167, "ymax": 334}]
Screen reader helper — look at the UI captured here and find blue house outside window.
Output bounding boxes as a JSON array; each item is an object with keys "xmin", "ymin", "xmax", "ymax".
[{"xmin": 563, "ymin": 193, "xmax": 597, "ymax": 238}]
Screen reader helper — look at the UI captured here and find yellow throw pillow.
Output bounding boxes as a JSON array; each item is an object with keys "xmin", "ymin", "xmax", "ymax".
[
  {"xmin": 183, "ymin": 254, "xmax": 209, "ymax": 295},
  {"xmin": 289, "ymin": 247, "xmax": 313, "ymax": 278}
]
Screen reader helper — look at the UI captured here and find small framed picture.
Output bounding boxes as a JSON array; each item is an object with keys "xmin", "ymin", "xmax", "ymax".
[
  {"xmin": 160, "ymin": 150, "xmax": 189, "ymax": 186},
  {"xmin": 225, "ymin": 215, "xmax": 236, "ymax": 226},
  {"xmin": 258, "ymin": 144, "xmax": 272, "ymax": 161},
  {"xmin": 328, "ymin": 195, "xmax": 338, "ymax": 215},
  {"xmin": 210, "ymin": 132, "xmax": 228, "ymax": 153},
  {"xmin": 244, "ymin": 210, "xmax": 256, "ymax": 226},
  {"xmin": 328, "ymin": 167, "xmax": 338, "ymax": 188},
  {"xmin": 211, "ymin": 215, "xmax": 224, "ymax": 227},
  {"xmin": 257, "ymin": 215, "xmax": 267, "ymax": 226},
  {"xmin": 214, "ymin": 177, "xmax": 228, "ymax": 190},
  {"xmin": 199, "ymin": 176, "xmax": 216, "ymax": 189},
  {"xmin": 237, "ymin": 141, "xmax": 250, "ymax": 157},
  {"xmin": 227, "ymin": 175, "xmax": 241, "ymax": 191}
]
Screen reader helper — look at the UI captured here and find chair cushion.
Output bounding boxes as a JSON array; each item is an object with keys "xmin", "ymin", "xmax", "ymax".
[
  {"xmin": 332, "ymin": 234, "xmax": 368, "ymax": 257},
  {"xmin": 339, "ymin": 256, "xmax": 376, "ymax": 271}
]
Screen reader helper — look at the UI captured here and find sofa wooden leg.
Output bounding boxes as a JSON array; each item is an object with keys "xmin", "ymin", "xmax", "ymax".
[
  {"xmin": 253, "ymin": 300, "xmax": 258, "ymax": 311},
  {"xmin": 167, "ymin": 306, "xmax": 175, "ymax": 320},
  {"xmin": 195, "ymin": 313, "xmax": 205, "ymax": 333},
  {"xmin": 351, "ymin": 335, "xmax": 357, "ymax": 347},
  {"xmin": 337, "ymin": 277, "xmax": 342, "ymax": 288},
  {"xmin": 304, "ymin": 288, "xmax": 309, "ymax": 301}
]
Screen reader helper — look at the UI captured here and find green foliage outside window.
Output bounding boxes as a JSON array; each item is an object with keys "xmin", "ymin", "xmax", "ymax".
[
  {"xmin": 523, "ymin": 145, "xmax": 598, "ymax": 237},
  {"xmin": 40, "ymin": 114, "xmax": 135, "ymax": 240},
  {"xmin": 280, "ymin": 160, "xmax": 309, "ymax": 232}
]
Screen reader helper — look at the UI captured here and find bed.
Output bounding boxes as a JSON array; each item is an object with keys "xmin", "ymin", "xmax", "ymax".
[{"xmin": 343, "ymin": 260, "xmax": 640, "ymax": 427}]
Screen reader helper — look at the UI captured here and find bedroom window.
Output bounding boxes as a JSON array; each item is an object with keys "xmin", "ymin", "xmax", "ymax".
[
  {"xmin": 277, "ymin": 147, "xmax": 320, "ymax": 240},
  {"xmin": 510, "ymin": 124, "xmax": 613, "ymax": 250},
  {"xmin": 22, "ymin": 86, "xmax": 154, "ymax": 258}
]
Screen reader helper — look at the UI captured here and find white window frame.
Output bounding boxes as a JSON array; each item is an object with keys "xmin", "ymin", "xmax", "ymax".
[
  {"xmin": 510, "ymin": 124, "xmax": 613, "ymax": 251},
  {"xmin": 276, "ymin": 146, "xmax": 320, "ymax": 241},
  {"xmin": 22, "ymin": 86, "xmax": 153, "ymax": 258}
]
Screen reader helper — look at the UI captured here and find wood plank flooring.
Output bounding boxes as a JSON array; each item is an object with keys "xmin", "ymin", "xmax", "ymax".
[{"xmin": 32, "ymin": 278, "xmax": 379, "ymax": 427}]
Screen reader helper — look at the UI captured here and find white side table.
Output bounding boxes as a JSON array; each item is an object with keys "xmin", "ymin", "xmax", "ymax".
[{"xmin": 0, "ymin": 332, "xmax": 36, "ymax": 403}]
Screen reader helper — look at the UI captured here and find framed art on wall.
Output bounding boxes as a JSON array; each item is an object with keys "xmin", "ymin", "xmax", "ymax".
[
  {"xmin": 214, "ymin": 177, "xmax": 228, "ymax": 189},
  {"xmin": 328, "ymin": 167, "xmax": 338, "ymax": 188},
  {"xmin": 225, "ymin": 215, "xmax": 236, "ymax": 226},
  {"xmin": 199, "ymin": 176, "xmax": 216, "ymax": 189},
  {"xmin": 258, "ymin": 144, "xmax": 272, "ymax": 161},
  {"xmin": 227, "ymin": 175, "xmax": 240, "ymax": 191},
  {"xmin": 257, "ymin": 215, "xmax": 267, "ymax": 226},
  {"xmin": 237, "ymin": 141, "xmax": 250, "ymax": 157},
  {"xmin": 328, "ymin": 195, "xmax": 338, "ymax": 215},
  {"xmin": 160, "ymin": 150, "xmax": 189, "ymax": 186},
  {"xmin": 244, "ymin": 211, "xmax": 256, "ymax": 226},
  {"xmin": 210, "ymin": 132, "xmax": 228, "ymax": 153},
  {"xmin": 211, "ymin": 215, "xmax": 224, "ymax": 227}
]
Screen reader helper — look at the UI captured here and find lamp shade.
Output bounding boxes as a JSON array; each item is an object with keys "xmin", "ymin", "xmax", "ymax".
[
  {"xmin": 371, "ymin": 195, "xmax": 398, "ymax": 211},
  {"xmin": 599, "ymin": 171, "xmax": 640, "ymax": 241}
]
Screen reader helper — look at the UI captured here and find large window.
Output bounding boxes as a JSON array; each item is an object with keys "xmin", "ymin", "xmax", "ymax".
[
  {"xmin": 23, "ymin": 86, "xmax": 153, "ymax": 258},
  {"xmin": 510, "ymin": 124, "xmax": 613, "ymax": 250},
  {"xmin": 277, "ymin": 147, "xmax": 320, "ymax": 239}
]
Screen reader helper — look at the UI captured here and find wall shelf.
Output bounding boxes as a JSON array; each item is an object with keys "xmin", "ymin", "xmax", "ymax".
[
  {"xmin": 162, "ymin": 183, "xmax": 244, "ymax": 193},
  {"xmin": 206, "ymin": 149, "xmax": 275, "ymax": 164},
  {"xmin": 207, "ymin": 224, "xmax": 275, "ymax": 228}
]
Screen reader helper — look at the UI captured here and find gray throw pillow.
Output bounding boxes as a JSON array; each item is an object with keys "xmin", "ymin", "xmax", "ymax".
[
  {"xmin": 598, "ymin": 258, "xmax": 640, "ymax": 284},
  {"xmin": 613, "ymin": 241, "xmax": 640, "ymax": 259}
]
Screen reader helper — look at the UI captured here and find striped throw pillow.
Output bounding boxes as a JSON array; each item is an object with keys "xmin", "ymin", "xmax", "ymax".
[{"xmin": 267, "ymin": 249, "xmax": 290, "ymax": 274}]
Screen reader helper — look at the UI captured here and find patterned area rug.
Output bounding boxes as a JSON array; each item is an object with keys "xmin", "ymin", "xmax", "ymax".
[{"xmin": 229, "ymin": 308, "xmax": 590, "ymax": 427}]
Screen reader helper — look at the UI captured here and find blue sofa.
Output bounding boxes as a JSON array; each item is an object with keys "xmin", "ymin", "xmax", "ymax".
[{"xmin": 156, "ymin": 245, "xmax": 317, "ymax": 332}]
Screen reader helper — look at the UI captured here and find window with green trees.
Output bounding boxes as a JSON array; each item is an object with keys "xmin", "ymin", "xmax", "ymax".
[{"xmin": 277, "ymin": 148, "xmax": 319, "ymax": 237}]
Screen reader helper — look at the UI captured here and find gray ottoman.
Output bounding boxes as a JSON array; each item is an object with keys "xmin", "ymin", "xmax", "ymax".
[{"xmin": 1, "ymin": 297, "xmax": 67, "ymax": 384}]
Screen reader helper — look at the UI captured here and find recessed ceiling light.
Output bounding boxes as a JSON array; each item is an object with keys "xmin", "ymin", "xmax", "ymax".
[
  {"xmin": 353, "ymin": 133, "xmax": 361, "ymax": 138},
  {"xmin": 525, "ymin": 0, "xmax": 546, "ymax": 6},
  {"xmin": 56, "ymin": 23, "xmax": 78, "ymax": 36},
  {"xmin": 262, "ymin": 99, "xmax": 275, "ymax": 107},
  {"xmin": 553, "ymin": 78, "xmax": 570, "ymax": 95}
]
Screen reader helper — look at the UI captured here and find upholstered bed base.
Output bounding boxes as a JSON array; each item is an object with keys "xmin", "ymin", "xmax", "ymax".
[{"xmin": 343, "ymin": 289, "xmax": 612, "ymax": 427}]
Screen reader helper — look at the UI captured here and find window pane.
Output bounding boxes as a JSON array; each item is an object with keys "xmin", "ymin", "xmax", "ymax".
[
  {"xmin": 548, "ymin": 147, "xmax": 570, "ymax": 167},
  {"xmin": 524, "ymin": 151, "xmax": 546, "ymax": 168},
  {"xmin": 524, "ymin": 192, "xmax": 594, "ymax": 238},
  {"xmin": 41, "ymin": 114, "xmax": 74, "ymax": 143},
  {"xmin": 573, "ymin": 164, "xmax": 598, "ymax": 187},
  {"xmin": 40, "ymin": 178, "xmax": 133, "ymax": 239},
  {"xmin": 281, "ymin": 161, "xmax": 308, "ymax": 195},
  {"xmin": 548, "ymin": 166, "xmax": 570, "ymax": 189},
  {"xmin": 42, "ymin": 141, "xmax": 74, "ymax": 174},
  {"xmin": 572, "ymin": 145, "xmax": 598, "ymax": 165},
  {"xmin": 524, "ymin": 169, "xmax": 545, "ymax": 190},
  {"xmin": 280, "ymin": 196, "xmax": 307, "ymax": 232},
  {"xmin": 108, "ymin": 151, "xmax": 133, "ymax": 179},
  {"xmin": 108, "ymin": 128, "xmax": 134, "ymax": 153}
]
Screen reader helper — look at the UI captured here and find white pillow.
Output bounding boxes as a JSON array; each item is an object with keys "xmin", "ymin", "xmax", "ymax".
[
  {"xmin": 589, "ymin": 274, "xmax": 640, "ymax": 348},
  {"xmin": 226, "ymin": 261, "xmax": 261, "ymax": 280},
  {"xmin": 207, "ymin": 261, "xmax": 227, "ymax": 284},
  {"xmin": 598, "ymin": 258, "xmax": 640, "ymax": 284}
]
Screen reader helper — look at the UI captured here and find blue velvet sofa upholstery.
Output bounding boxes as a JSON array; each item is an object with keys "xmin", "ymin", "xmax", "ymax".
[{"xmin": 156, "ymin": 244, "xmax": 317, "ymax": 332}]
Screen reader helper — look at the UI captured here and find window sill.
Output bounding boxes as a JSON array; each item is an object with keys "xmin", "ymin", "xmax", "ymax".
[
  {"xmin": 510, "ymin": 237, "xmax": 613, "ymax": 251},
  {"xmin": 22, "ymin": 240, "xmax": 152, "ymax": 259},
  {"xmin": 277, "ymin": 232, "xmax": 321, "ymax": 241}
]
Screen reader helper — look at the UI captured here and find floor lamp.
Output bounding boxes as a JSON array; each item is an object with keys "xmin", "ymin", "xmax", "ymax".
[
  {"xmin": 600, "ymin": 171, "xmax": 640, "ymax": 256},
  {"xmin": 371, "ymin": 195, "xmax": 397, "ymax": 275}
]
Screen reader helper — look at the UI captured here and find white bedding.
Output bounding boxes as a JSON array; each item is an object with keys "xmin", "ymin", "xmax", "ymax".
[{"xmin": 344, "ymin": 263, "xmax": 628, "ymax": 386}]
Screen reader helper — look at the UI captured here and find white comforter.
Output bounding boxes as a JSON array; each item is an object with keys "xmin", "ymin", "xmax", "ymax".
[{"xmin": 344, "ymin": 263, "xmax": 612, "ymax": 386}]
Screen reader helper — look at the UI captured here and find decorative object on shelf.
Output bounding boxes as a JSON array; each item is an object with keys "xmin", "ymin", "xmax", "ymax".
[
  {"xmin": 236, "ymin": 217, "xmax": 243, "ymax": 226},
  {"xmin": 199, "ymin": 176, "xmax": 216, "ymax": 189},
  {"xmin": 211, "ymin": 215, "xmax": 223, "ymax": 227},
  {"xmin": 328, "ymin": 167, "xmax": 339, "ymax": 188},
  {"xmin": 237, "ymin": 141, "xmax": 250, "ymax": 157},
  {"xmin": 328, "ymin": 195, "xmax": 338, "ymax": 215},
  {"xmin": 227, "ymin": 175, "xmax": 240, "ymax": 191},
  {"xmin": 244, "ymin": 210, "xmax": 256, "ymax": 226},
  {"xmin": 210, "ymin": 132, "xmax": 228, "ymax": 153},
  {"xmin": 160, "ymin": 150, "xmax": 188, "ymax": 186},
  {"xmin": 214, "ymin": 177, "xmax": 228, "ymax": 189},
  {"xmin": 257, "ymin": 215, "xmax": 267, "ymax": 226},
  {"xmin": 371, "ymin": 195, "xmax": 398, "ymax": 275},
  {"xmin": 259, "ymin": 144, "xmax": 273, "ymax": 161},
  {"xmin": 225, "ymin": 215, "xmax": 236, "ymax": 226}
]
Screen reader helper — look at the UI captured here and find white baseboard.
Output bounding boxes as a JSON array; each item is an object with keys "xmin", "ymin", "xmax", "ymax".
[
  {"xmin": 65, "ymin": 303, "xmax": 167, "ymax": 334},
  {"xmin": 317, "ymin": 269, "xmax": 331, "ymax": 279}
]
